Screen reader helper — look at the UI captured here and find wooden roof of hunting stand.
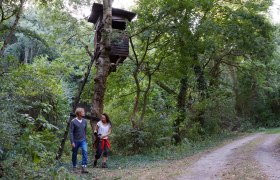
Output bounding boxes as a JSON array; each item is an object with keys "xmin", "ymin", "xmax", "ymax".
[{"xmin": 88, "ymin": 3, "xmax": 136, "ymax": 71}]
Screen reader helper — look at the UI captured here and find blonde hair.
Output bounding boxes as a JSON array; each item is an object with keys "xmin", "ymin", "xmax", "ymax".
[{"xmin": 75, "ymin": 107, "xmax": 84, "ymax": 116}]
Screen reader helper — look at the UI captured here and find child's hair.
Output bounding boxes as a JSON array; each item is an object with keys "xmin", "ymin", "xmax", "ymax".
[
  {"xmin": 102, "ymin": 113, "xmax": 112, "ymax": 126},
  {"xmin": 75, "ymin": 107, "xmax": 84, "ymax": 116}
]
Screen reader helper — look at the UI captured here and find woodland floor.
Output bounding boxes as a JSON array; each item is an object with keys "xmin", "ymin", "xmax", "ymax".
[{"xmin": 71, "ymin": 132, "xmax": 280, "ymax": 180}]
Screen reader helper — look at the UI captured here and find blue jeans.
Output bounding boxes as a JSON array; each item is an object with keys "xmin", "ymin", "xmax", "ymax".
[{"xmin": 72, "ymin": 140, "xmax": 87, "ymax": 167}]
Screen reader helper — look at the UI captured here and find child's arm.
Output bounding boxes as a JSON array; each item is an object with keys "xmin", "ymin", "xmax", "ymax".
[{"xmin": 94, "ymin": 124, "xmax": 99, "ymax": 134}]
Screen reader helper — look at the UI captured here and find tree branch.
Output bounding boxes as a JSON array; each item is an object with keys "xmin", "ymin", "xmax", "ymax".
[
  {"xmin": 117, "ymin": 91, "xmax": 137, "ymax": 99},
  {"xmin": 139, "ymin": 37, "xmax": 150, "ymax": 64},
  {"xmin": 129, "ymin": 37, "xmax": 139, "ymax": 64},
  {"xmin": 129, "ymin": 13, "xmax": 168, "ymax": 38},
  {"xmin": 155, "ymin": 80, "xmax": 177, "ymax": 96},
  {"xmin": 150, "ymin": 56, "xmax": 166, "ymax": 76},
  {"xmin": 221, "ymin": 60, "xmax": 241, "ymax": 68},
  {"xmin": 79, "ymin": 39, "xmax": 94, "ymax": 58}
]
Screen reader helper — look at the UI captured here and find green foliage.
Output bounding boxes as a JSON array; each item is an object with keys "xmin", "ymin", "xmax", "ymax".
[
  {"xmin": 0, "ymin": 0, "xmax": 280, "ymax": 178},
  {"xmin": 2, "ymin": 124, "xmax": 58, "ymax": 178},
  {"xmin": 111, "ymin": 125, "xmax": 150, "ymax": 155},
  {"xmin": 111, "ymin": 115, "xmax": 172, "ymax": 155},
  {"xmin": 186, "ymin": 122, "xmax": 204, "ymax": 142},
  {"xmin": 0, "ymin": 55, "xmax": 70, "ymax": 178}
]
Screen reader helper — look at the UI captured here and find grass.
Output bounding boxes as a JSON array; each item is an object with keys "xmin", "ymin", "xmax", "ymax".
[{"xmin": 265, "ymin": 127, "xmax": 280, "ymax": 134}]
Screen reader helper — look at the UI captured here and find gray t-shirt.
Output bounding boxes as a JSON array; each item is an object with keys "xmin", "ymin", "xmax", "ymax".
[{"xmin": 70, "ymin": 118, "xmax": 87, "ymax": 143}]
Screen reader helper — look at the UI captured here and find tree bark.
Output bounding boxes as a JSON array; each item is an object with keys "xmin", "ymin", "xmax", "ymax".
[
  {"xmin": 90, "ymin": 0, "xmax": 112, "ymax": 154},
  {"xmin": 173, "ymin": 77, "xmax": 188, "ymax": 144},
  {"xmin": 0, "ymin": 0, "xmax": 4, "ymax": 24},
  {"xmin": 24, "ymin": 47, "xmax": 29, "ymax": 64},
  {"xmin": 155, "ymin": 81, "xmax": 177, "ymax": 95},
  {"xmin": 193, "ymin": 64, "xmax": 207, "ymax": 99},
  {"xmin": 0, "ymin": 0, "xmax": 24, "ymax": 57},
  {"xmin": 0, "ymin": 163, "xmax": 3, "ymax": 178},
  {"xmin": 223, "ymin": 63, "xmax": 243, "ymax": 130},
  {"xmin": 209, "ymin": 58, "xmax": 222, "ymax": 87},
  {"xmin": 29, "ymin": 47, "xmax": 33, "ymax": 63},
  {"xmin": 193, "ymin": 55, "xmax": 207, "ymax": 128},
  {"xmin": 228, "ymin": 65, "xmax": 242, "ymax": 122},
  {"xmin": 140, "ymin": 73, "xmax": 151, "ymax": 122},
  {"xmin": 130, "ymin": 70, "xmax": 140, "ymax": 128}
]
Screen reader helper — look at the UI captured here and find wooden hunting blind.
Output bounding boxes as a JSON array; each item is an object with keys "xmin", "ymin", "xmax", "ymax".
[{"xmin": 88, "ymin": 3, "xmax": 136, "ymax": 65}]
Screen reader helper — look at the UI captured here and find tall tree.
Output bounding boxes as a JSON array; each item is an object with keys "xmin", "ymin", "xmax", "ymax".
[
  {"xmin": 131, "ymin": 0, "xmax": 274, "ymax": 143},
  {"xmin": 90, "ymin": 0, "xmax": 113, "ymax": 152}
]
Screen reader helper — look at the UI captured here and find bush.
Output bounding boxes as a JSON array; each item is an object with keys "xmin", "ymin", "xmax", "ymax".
[
  {"xmin": 110, "ymin": 114, "xmax": 172, "ymax": 155},
  {"xmin": 0, "ymin": 57, "xmax": 69, "ymax": 179},
  {"xmin": 111, "ymin": 125, "xmax": 150, "ymax": 155}
]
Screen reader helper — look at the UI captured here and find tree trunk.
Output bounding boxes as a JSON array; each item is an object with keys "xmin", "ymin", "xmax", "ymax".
[
  {"xmin": 0, "ymin": 163, "xmax": 3, "ymax": 178},
  {"xmin": 29, "ymin": 47, "xmax": 33, "ymax": 63},
  {"xmin": 130, "ymin": 71, "xmax": 140, "ymax": 128},
  {"xmin": 193, "ymin": 55, "xmax": 207, "ymax": 128},
  {"xmin": 209, "ymin": 58, "xmax": 221, "ymax": 87},
  {"xmin": 193, "ymin": 64, "xmax": 207, "ymax": 99},
  {"xmin": 24, "ymin": 47, "xmax": 29, "ymax": 64},
  {"xmin": 90, "ymin": 0, "xmax": 112, "ymax": 155},
  {"xmin": 228, "ymin": 66, "xmax": 241, "ymax": 114},
  {"xmin": 173, "ymin": 77, "xmax": 188, "ymax": 144},
  {"xmin": 155, "ymin": 81, "xmax": 177, "ymax": 95},
  {"xmin": 0, "ymin": 0, "xmax": 24, "ymax": 57},
  {"xmin": 140, "ymin": 73, "xmax": 152, "ymax": 123},
  {"xmin": 0, "ymin": 0, "xmax": 4, "ymax": 25}
]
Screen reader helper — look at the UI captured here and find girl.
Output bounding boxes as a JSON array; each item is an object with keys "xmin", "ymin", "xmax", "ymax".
[{"xmin": 93, "ymin": 113, "xmax": 112, "ymax": 168}]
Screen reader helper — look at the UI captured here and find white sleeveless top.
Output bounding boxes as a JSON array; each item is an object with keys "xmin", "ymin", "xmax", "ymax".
[{"xmin": 97, "ymin": 121, "xmax": 111, "ymax": 139}]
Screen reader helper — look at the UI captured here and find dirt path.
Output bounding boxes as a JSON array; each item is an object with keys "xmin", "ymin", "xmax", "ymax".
[
  {"xmin": 255, "ymin": 134, "xmax": 280, "ymax": 180},
  {"xmin": 177, "ymin": 133, "xmax": 280, "ymax": 180},
  {"xmin": 176, "ymin": 134, "xmax": 261, "ymax": 180}
]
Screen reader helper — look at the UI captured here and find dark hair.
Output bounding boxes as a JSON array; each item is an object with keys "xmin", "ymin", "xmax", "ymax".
[{"xmin": 102, "ymin": 113, "xmax": 112, "ymax": 126}]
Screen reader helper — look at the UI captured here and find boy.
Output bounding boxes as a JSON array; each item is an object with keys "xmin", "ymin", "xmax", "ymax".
[{"xmin": 70, "ymin": 108, "xmax": 88, "ymax": 173}]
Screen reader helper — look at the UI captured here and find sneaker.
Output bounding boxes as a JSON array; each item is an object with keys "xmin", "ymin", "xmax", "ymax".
[
  {"xmin": 101, "ymin": 162, "xmax": 108, "ymax": 168},
  {"xmin": 81, "ymin": 166, "xmax": 89, "ymax": 173},
  {"xmin": 93, "ymin": 160, "xmax": 97, "ymax": 167}
]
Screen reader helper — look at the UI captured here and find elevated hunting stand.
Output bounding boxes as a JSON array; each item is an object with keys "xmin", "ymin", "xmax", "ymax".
[{"xmin": 88, "ymin": 3, "xmax": 136, "ymax": 71}]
